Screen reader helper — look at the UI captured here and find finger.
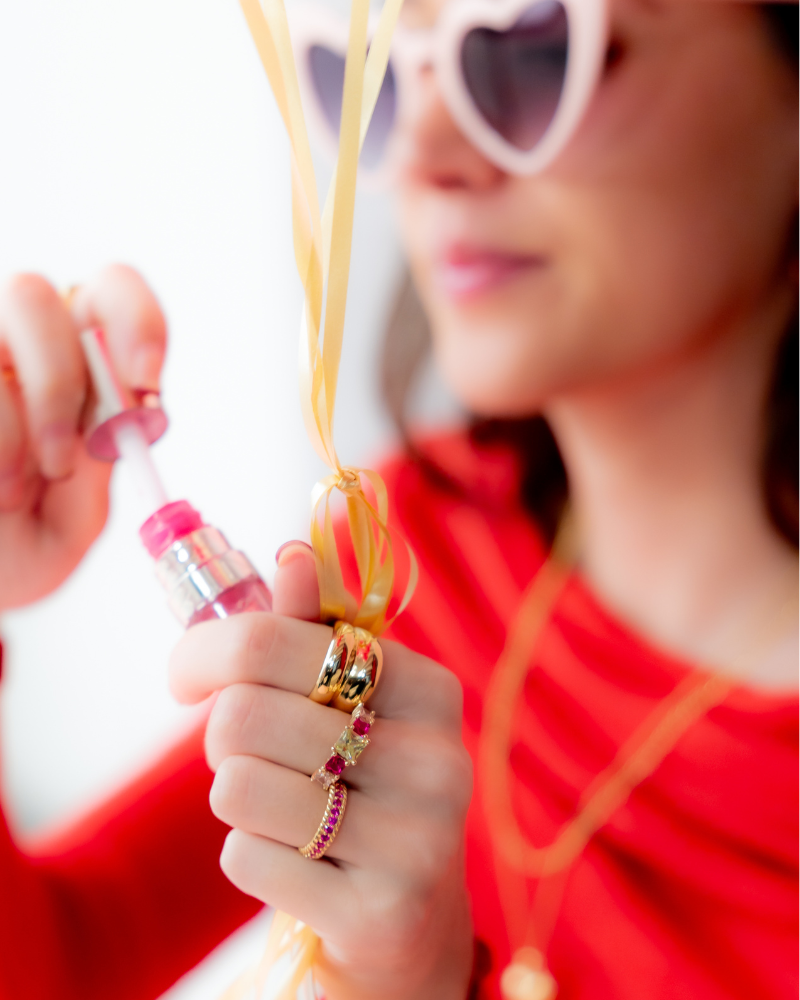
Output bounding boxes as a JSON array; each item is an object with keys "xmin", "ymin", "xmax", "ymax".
[
  {"xmin": 168, "ymin": 613, "xmax": 331, "ymax": 705},
  {"xmin": 210, "ymin": 754, "xmax": 370, "ymax": 865},
  {"xmin": 0, "ymin": 374, "xmax": 27, "ymax": 509},
  {"xmin": 205, "ymin": 683, "xmax": 468, "ymax": 804},
  {"xmin": 206, "ymin": 683, "xmax": 404, "ymax": 795},
  {"xmin": 69, "ymin": 264, "xmax": 166, "ymax": 392},
  {"xmin": 205, "ymin": 683, "xmax": 347, "ymax": 776},
  {"xmin": 272, "ymin": 541, "xmax": 320, "ymax": 620},
  {"xmin": 0, "ymin": 274, "xmax": 84, "ymax": 479},
  {"xmin": 31, "ymin": 445, "xmax": 111, "ymax": 565},
  {"xmin": 220, "ymin": 828, "xmax": 355, "ymax": 936},
  {"xmin": 169, "ymin": 610, "xmax": 463, "ymax": 729}
]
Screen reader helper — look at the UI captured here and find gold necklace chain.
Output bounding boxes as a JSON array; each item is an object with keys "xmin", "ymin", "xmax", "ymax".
[{"xmin": 477, "ymin": 534, "xmax": 733, "ymax": 999}]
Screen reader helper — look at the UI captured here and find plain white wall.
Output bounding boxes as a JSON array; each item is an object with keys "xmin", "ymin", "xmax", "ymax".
[{"xmin": 0, "ymin": 0, "xmax": 460, "ymax": 996}]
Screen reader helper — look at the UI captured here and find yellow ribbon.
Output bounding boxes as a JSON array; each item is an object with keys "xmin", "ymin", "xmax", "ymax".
[
  {"xmin": 240, "ymin": 0, "xmax": 415, "ymax": 635},
  {"xmin": 231, "ymin": 0, "xmax": 413, "ymax": 995}
]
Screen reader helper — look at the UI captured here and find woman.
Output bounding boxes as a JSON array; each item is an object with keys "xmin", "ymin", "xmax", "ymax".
[{"xmin": 0, "ymin": 1, "xmax": 796, "ymax": 998}]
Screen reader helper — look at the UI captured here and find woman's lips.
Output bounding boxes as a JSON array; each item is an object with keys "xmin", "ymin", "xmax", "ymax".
[{"xmin": 435, "ymin": 248, "xmax": 546, "ymax": 301}]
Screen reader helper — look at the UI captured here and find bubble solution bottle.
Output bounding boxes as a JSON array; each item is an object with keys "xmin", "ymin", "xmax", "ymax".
[
  {"xmin": 139, "ymin": 500, "xmax": 272, "ymax": 627},
  {"xmin": 80, "ymin": 327, "xmax": 272, "ymax": 626}
]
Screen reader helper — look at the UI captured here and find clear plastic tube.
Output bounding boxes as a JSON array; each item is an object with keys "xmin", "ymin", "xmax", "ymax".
[{"xmin": 112, "ymin": 419, "xmax": 169, "ymax": 512}]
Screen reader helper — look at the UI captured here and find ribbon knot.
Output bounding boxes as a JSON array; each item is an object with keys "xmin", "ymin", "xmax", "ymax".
[{"xmin": 336, "ymin": 468, "xmax": 361, "ymax": 494}]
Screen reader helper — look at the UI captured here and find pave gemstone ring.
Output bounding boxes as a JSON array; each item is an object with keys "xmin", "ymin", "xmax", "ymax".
[
  {"xmin": 299, "ymin": 782, "xmax": 348, "ymax": 860},
  {"xmin": 312, "ymin": 703, "xmax": 376, "ymax": 790}
]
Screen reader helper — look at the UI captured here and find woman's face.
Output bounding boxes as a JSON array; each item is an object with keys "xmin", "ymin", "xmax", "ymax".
[{"xmin": 394, "ymin": 0, "xmax": 798, "ymax": 416}]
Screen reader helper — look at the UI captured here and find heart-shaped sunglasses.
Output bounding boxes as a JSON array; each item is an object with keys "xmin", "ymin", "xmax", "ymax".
[{"xmin": 292, "ymin": 0, "xmax": 608, "ymax": 177}]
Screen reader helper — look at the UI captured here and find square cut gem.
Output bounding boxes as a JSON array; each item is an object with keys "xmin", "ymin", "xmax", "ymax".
[
  {"xmin": 350, "ymin": 703, "xmax": 375, "ymax": 737},
  {"xmin": 325, "ymin": 753, "xmax": 346, "ymax": 775},
  {"xmin": 312, "ymin": 767, "xmax": 338, "ymax": 790},
  {"xmin": 352, "ymin": 716, "xmax": 370, "ymax": 736},
  {"xmin": 352, "ymin": 703, "xmax": 375, "ymax": 724},
  {"xmin": 333, "ymin": 728, "xmax": 369, "ymax": 764}
]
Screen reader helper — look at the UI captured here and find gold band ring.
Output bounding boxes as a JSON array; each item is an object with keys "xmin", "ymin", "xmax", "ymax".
[
  {"xmin": 332, "ymin": 626, "xmax": 383, "ymax": 712},
  {"xmin": 308, "ymin": 621, "xmax": 357, "ymax": 705},
  {"xmin": 299, "ymin": 782, "xmax": 348, "ymax": 860}
]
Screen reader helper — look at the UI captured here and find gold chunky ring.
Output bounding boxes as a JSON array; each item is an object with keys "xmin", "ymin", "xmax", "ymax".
[
  {"xmin": 308, "ymin": 622, "xmax": 357, "ymax": 705},
  {"xmin": 333, "ymin": 626, "xmax": 383, "ymax": 712},
  {"xmin": 299, "ymin": 782, "xmax": 348, "ymax": 860}
]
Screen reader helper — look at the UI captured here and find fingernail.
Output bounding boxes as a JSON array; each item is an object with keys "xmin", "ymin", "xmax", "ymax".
[
  {"xmin": 130, "ymin": 344, "xmax": 162, "ymax": 392},
  {"xmin": 276, "ymin": 540, "xmax": 313, "ymax": 567},
  {"xmin": 39, "ymin": 423, "xmax": 77, "ymax": 479}
]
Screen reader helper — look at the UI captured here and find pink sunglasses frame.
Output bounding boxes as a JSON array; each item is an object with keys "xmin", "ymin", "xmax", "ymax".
[{"xmin": 291, "ymin": 0, "xmax": 609, "ymax": 177}]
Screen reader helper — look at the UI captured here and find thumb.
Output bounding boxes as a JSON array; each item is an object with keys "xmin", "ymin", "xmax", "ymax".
[{"xmin": 272, "ymin": 541, "xmax": 320, "ymax": 621}]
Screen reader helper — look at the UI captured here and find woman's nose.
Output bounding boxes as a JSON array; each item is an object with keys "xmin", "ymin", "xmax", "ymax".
[{"xmin": 393, "ymin": 66, "xmax": 506, "ymax": 192}]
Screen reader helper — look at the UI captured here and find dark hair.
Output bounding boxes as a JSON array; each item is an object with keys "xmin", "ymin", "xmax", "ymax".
[
  {"xmin": 381, "ymin": 6, "xmax": 798, "ymax": 548},
  {"xmin": 761, "ymin": 3, "xmax": 799, "ymax": 68}
]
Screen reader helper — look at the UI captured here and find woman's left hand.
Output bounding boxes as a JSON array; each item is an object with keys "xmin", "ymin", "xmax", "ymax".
[{"xmin": 168, "ymin": 545, "xmax": 475, "ymax": 1000}]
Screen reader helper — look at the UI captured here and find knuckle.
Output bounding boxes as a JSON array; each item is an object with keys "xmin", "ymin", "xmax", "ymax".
[
  {"xmin": 166, "ymin": 633, "xmax": 198, "ymax": 695},
  {"xmin": 400, "ymin": 730, "xmax": 473, "ymax": 815},
  {"xmin": 366, "ymin": 879, "xmax": 426, "ymax": 953},
  {"xmin": 405, "ymin": 817, "xmax": 463, "ymax": 888},
  {"xmin": 1, "ymin": 272, "xmax": 57, "ymax": 314},
  {"xmin": 209, "ymin": 755, "xmax": 254, "ymax": 824},
  {"xmin": 92, "ymin": 264, "xmax": 167, "ymax": 342},
  {"xmin": 240, "ymin": 613, "xmax": 279, "ymax": 677},
  {"xmin": 429, "ymin": 663, "xmax": 464, "ymax": 723},
  {"xmin": 219, "ymin": 828, "xmax": 252, "ymax": 888},
  {"xmin": 206, "ymin": 684, "xmax": 260, "ymax": 766},
  {"xmin": 36, "ymin": 370, "xmax": 82, "ymax": 418}
]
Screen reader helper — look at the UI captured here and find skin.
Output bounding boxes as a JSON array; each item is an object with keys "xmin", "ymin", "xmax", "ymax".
[{"xmin": 0, "ymin": 1, "xmax": 796, "ymax": 997}]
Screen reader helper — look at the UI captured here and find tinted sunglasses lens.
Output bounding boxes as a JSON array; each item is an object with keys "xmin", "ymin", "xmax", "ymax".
[
  {"xmin": 461, "ymin": 0, "xmax": 568, "ymax": 152},
  {"xmin": 308, "ymin": 44, "xmax": 397, "ymax": 169}
]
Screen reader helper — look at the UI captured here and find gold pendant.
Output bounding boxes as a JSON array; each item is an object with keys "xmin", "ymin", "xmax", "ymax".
[{"xmin": 500, "ymin": 948, "xmax": 558, "ymax": 1000}]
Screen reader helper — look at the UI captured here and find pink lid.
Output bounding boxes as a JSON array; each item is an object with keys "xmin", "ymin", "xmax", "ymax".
[{"xmin": 139, "ymin": 500, "xmax": 204, "ymax": 559}]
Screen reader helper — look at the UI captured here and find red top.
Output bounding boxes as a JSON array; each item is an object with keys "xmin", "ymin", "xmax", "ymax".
[{"xmin": 0, "ymin": 434, "xmax": 796, "ymax": 1000}]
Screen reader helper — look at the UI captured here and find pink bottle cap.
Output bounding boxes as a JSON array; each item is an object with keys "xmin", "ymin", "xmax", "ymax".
[{"xmin": 140, "ymin": 500, "xmax": 204, "ymax": 559}]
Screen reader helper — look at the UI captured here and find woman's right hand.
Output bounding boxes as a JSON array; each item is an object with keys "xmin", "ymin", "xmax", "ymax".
[{"xmin": 0, "ymin": 265, "xmax": 166, "ymax": 612}]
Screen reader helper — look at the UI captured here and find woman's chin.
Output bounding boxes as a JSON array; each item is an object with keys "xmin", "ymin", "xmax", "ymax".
[
  {"xmin": 432, "ymin": 322, "xmax": 559, "ymax": 418},
  {"xmin": 437, "ymin": 352, "xmax": 547, "ymax": 419}
]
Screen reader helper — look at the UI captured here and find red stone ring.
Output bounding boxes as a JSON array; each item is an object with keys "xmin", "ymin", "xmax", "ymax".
[
  {"xmin": 299, "ymin": 782, "xmax": 348, "ymax": 861},
  {"xmin": 311, "ymin": 703, "xmax": 376, "ymax": 791}
]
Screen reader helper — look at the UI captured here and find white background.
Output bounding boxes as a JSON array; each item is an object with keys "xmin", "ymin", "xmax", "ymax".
[{"xmin": 0, "ymin": 1, "xmax": 457, "ymax": 996}]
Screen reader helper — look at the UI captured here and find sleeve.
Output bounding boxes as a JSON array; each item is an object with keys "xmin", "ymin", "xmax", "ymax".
[{"xmin": 0, "ymin": 644, "xmax": 262, "ymax": 1000}]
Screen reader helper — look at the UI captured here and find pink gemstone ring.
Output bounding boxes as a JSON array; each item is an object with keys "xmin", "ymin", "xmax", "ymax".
[
  {"xmin": 312, "ymin": 703, "xmax": 376, "ymax": 790},
  {"xmin": 299, "ymin": 782, "xmax": 348, "ymax": 860}
]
